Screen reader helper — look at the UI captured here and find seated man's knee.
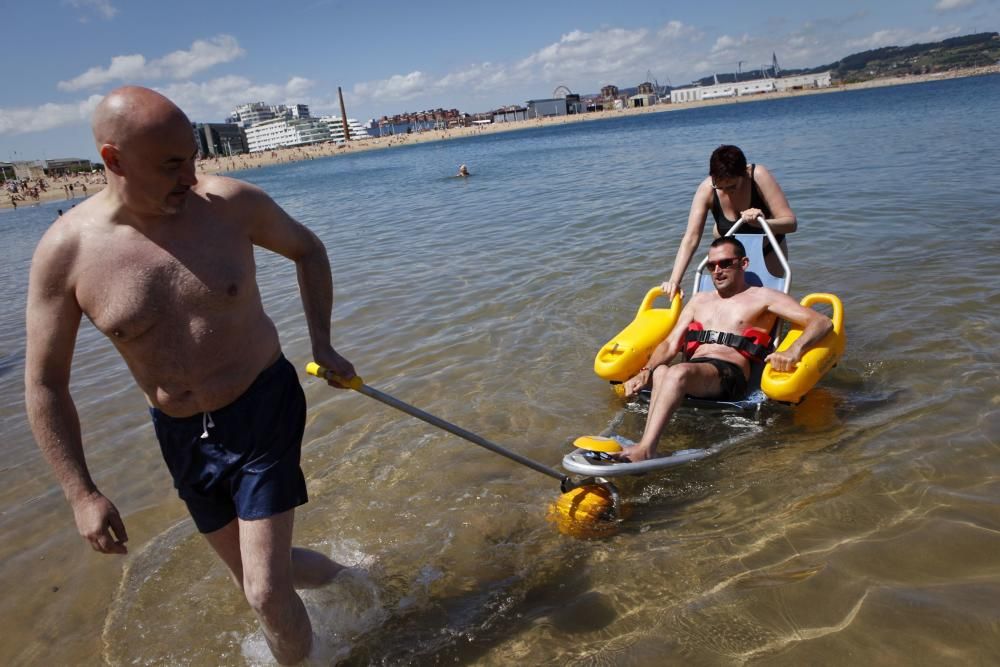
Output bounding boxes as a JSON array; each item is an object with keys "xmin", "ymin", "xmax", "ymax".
[
  {"xmin": 658, "ymin": 363, "xmax": 692, "ymax": 386},
  {"xmin": 650, "ymin": 364, "xmax": 672, "ymax": 385}
]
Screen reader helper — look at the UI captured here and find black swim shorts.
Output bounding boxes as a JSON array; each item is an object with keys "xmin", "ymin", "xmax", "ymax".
[
  {"xmin": 149, "ymin": 356, "xmax": 308, "ymax": 534},
  {"xmin": 686, "ymin": 357, "xmax": 749, "ymax": 401}
]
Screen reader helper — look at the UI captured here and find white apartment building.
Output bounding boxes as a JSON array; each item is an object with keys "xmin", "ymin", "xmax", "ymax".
[
  {"xmin": 230, "ymin": 102, "xmax": 312, "ymax": 128},
  {"xmin": 244, "ymin": 117, "xmax": 331, "ymax": 152},
  {"xmin": 229, "ymin": 102, "xmax": 277, "ymax": 128},
  {"xmin": 318, "ymin": 116, "xmax": 372, "ymax": 142}
]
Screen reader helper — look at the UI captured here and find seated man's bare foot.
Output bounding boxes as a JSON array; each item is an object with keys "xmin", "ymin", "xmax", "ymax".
[{"xmin": 612, "ymin": 442, "xmax": 655, "ymax": 463}]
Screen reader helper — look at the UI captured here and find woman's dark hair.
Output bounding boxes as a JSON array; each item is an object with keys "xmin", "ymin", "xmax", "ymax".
[{"xmin": 709, "ymin": 145, "xmax": 747, "ymax": 179}]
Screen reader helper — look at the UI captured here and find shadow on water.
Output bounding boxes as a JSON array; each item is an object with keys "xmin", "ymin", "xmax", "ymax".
[
  {"xmin": 102, "ymin": 507, "xmax": 622, "ymax": 665},
  {"xmin": 342, "ymin": 545, "xmax": 613, "ymax": 665}
]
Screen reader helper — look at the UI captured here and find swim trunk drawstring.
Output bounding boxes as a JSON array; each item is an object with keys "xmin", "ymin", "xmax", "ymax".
[{"xmin": 200, "ymin": 411, "xmax": 215, "ymax": 439}]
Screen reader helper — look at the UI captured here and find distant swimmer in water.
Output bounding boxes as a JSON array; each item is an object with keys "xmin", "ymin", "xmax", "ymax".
[
  {"xmin": 457, "ymin": 164, "xmax": 470, "ymax": 177},
  {"xmin": 25, "ymin": 85, "xmax": 356, "ymax": 665},
  {"xmin": 662, "ymin": 145, "xmax": 797, "ymax": 299}
]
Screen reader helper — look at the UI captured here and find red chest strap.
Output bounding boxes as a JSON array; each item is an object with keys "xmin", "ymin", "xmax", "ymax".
[{"xmin": 685, "ymin": 322, "xmax": 772, "ymax": 361}]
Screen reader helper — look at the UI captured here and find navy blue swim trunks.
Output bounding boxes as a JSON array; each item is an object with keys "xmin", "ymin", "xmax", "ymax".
[
  {"xmin": 686, "ymin": 357, "xmax": 749, "ymax": 401},
  {"xmin": 149, "ymin": 355, "xmax": 308, "ymax": 534}
]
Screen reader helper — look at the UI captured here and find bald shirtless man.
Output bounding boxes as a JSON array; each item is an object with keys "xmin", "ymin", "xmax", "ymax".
[
  {"xmin": 25, "ymin": 86, "xmax": 355, "ymax": 664},
  {"xmin": 616, "ymin": 236, "xmax": 833, "ymax": 463}
]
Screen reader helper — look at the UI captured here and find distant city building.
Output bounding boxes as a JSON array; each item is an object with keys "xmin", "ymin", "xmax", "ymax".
[
  {"xmin": 600, "ymin": 85, "xmax": 621, "ymax": 109},
  {"xmin": 286, "ymin": 104, "xmax": 311, "ymax": 119},
  {"xmin": 8, "ymin": 158, "xmax": 93, "ymax": 179},
  {"xmin": 628, "ymin": 93, "xmax": 658, "ymax": 108},
  {"xmin": 228, "ymin": 102, "xmax": 312, "ymax": 129},
  {"xmin": 318, "ymin": 116, "xmax": 371, "ymax": 142},
  {"xmin": 774, "ymin": 71, "xmax": 832, "ymax": 91},
  {"xmin": 525, "ymin": 98, "xmax": 568, "ymax": 119},
  {"xmin": 0, "ymin": 162, "xmax": 15, "ymax": 181},
  {"xmin": 244, "ymin": 117, "xmax": 331, "ymax": 152},
  {"xmin": 670, "ymin": 70, "xmax": 832, "ymax": 103},
  {"xmin": 228, "ymin": 102, "xmax": 277, "ymax": 128},
  {"xmin": 193, "ymin": 122, "xmax": 248, "ymax": 157},
  {"xmin": 375, "ymin": 108, "xmax": 465, "ymax": 134},
  {"xmin": 491, "ymin": 105, "xmax": 528, "ymax": 123},
  {"xmin": 636, "ymin": 81, "xmax": 656, "ymax": 95},
  {"xmin": 43, "ymin": 157, "xmax": 93, "ymax": 175}
]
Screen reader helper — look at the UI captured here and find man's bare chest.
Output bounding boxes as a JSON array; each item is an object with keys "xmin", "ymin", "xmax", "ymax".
[
  {"xmin": 77, "ymin": 232, "xmax": 255, "ymax": 341},
  {"xmin": 698, "ymin": 297, "xmax": 771, "ymax": 334}
]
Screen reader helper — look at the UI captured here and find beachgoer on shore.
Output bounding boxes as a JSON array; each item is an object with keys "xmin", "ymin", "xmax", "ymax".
[
  {"xmin": 25, "ymin": 85, "xmax": 357, "ymax": 665},
  {"xmin": 661, "ymin": 145, "xmax": 797, "ymax": 299}
]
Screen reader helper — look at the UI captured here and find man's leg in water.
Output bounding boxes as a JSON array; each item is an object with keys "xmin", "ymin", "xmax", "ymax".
[
  {"xmin": 204, "ymin": 515, "xmax": 345, "ymax": 590},
  {"xmin": 203, "ymin": 510, "xmax": 345, "ymax": 664},
  {"xmin": 627, "ymin": 362, "xmax": 722, "ymax": 462}
]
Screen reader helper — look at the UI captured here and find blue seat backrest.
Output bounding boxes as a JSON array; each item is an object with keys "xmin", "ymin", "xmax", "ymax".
[{"xmin": 696, "ymin": 234, "xmax": 786, "ymax": 294}]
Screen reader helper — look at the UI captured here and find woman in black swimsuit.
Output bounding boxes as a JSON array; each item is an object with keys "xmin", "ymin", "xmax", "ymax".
[{"xmin": 662, "ymin": 145, "xmax": 797, "ymax": 299}]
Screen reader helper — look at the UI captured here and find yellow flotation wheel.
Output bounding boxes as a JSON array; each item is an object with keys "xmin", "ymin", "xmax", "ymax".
[{"xmin": 548, "ymin": 482, "xmax": 630, "ymax": 539}]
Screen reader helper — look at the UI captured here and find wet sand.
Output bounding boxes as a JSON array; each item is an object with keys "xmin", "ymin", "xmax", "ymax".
[{"xmin": 3, "ymin": 64, "xmax": 997, "ymax": 211}]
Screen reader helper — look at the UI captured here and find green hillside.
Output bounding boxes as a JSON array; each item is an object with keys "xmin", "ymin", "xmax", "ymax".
[
  {"xmin": 692, "ymin": 32, "xmax": 1000, "ymax": 87},
  {"xmin": 795, "ymin": 32, "xmax": 1000, "ymax": 83}
]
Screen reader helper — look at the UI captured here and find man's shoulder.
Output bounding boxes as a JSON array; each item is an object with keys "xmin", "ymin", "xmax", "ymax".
[
  {"xmin": 193, "ymin": 175, "xmax": 277, "ymax": 222},
  {"xmin": 195, "ymin": 174, "xmax": 262, "ymax": 200},
  {"xmin": 749, "ymin": 285, "xmax": 790, "ymax": 301},
  {"xmin": 31, "ymin": 213, "xmax": 87, "ymax": 282}
]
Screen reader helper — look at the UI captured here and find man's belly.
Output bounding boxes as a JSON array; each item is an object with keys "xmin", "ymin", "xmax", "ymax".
[{"xmin": 120, "ymin": 318, "xmax": 282, "ymax": 417}]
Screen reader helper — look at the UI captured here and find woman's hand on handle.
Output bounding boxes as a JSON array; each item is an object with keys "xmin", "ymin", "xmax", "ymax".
[
  {"xmin": 740, "ymin": 208, "xmax": 764, "ymax": 226},
  {"xmin": 660, "ymin": 280, "xmax": 685, "ymax": 301}
]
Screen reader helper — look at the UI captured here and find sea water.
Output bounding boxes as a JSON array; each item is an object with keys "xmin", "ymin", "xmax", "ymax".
[{"xmin": 1, "ymin": 74, "xmax": 998, "ymax": 664}]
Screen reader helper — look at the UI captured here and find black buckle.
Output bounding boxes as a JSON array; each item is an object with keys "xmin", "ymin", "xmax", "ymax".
[{"xmin": 706, "ymin": 330, "xmax": 721, "ymax": 344}]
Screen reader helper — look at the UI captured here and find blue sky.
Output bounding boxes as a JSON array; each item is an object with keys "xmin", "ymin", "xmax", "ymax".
[{"xmin": 1, "ymin": 0, "xmax": 996, "ymax": 161}]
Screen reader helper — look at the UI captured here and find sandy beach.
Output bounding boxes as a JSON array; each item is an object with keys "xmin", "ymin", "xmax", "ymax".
[{"xmin": 3, "ymin": 64, "xmax": 997, "ymax": 211}]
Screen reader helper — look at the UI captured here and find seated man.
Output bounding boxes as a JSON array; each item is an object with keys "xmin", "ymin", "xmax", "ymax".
[{"xmin": 616, "ymin": 237, "xmax": 833, "ymax": 462}]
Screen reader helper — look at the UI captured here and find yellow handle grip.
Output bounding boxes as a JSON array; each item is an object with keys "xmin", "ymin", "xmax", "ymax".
[
  {"xmin": 636, "ymin": 287, "xmax": 681, "ymax": 318},
  {"xmin": 305, "ymin": 362, "xmax": 364, "ymax": 390}
]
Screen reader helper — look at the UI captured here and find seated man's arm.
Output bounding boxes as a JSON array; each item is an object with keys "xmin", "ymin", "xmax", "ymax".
[
  {"xmin": 763, "ymin": 292, "xmax": 834, "ymax": 372},
  {"xmin": 623, "ymin": 298, "xmax": 699, "ymax": 396}
]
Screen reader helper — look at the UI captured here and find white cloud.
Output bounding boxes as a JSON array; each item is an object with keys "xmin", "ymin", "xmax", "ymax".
[
  {"xmin": 350, "ymin": 21, "xmax": 703, "ymax": 110},
  {"xmin": 0, "ymin": 95, "xmax": 104, "ymax": 136},
  {"xmin": 352, "ymin": 71, "xmax": 432, "ymax": 103},
  {"xmin": 934, "ymin": 0, "xmax": 975, "ymax": 11},
  {"xmin": 158, "ymin": 76, "xmax": 317, "ymax": 121},
  {"xmin": 63, "ymin": 0, "xmax": 117, "ymax": 21},
  {"xmin": 57, "ymin": 54, "xmax": 148, "ymax": 92},
  {"xmin": 0, "ymin": 74, "xmax": 312, "ymax": 136},
  {"xmin": 58, "ymin": 35, "xmax": 245, "ymax": 91}
]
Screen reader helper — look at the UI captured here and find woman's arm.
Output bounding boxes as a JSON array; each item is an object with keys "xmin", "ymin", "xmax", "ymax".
[
  {"xmin": 741, "ymin": 164, "xmax": 797, "ymax": 233},
  {"xmin": 662, "ymin": 178, "xmax": 713, "ymax": 298}
]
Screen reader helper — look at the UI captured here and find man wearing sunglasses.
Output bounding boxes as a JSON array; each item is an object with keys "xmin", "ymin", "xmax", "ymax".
[{"xmin": 616, "ymin": 237, "xmax": 832, "ymax": 463}]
